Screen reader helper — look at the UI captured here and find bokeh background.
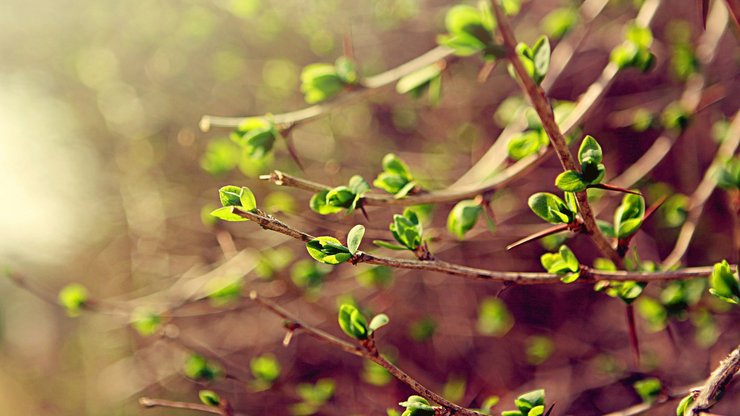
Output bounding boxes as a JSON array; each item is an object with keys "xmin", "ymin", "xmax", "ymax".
[{"xmin": 0, "ymin": 0, "xmax": 738, "ymax": 415}]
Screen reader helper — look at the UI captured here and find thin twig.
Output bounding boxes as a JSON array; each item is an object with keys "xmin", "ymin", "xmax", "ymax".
[
  {"xmin": 661, "ymin": 110, "xmax": 740, "ymax": 269},
  {"xmin": 139, "ymin": 397, "xmax": 229, "ymax": 415},
  {"xmin": 200, "ymin": 46, "xmax": 453, "ymax": 131},
  {"xmin": 490, "ymin": 0, "xmax": 622, "ymax": 267},
  {"xmin": 231, "ymin": 208, "xmax": 726, "ymax": 284},
  {"xmin": 249, "ymin": 291, "xmax": 483, "ymax": 416},
  {"xmin": 687, "ymin": 345, "xmax": 740, "ymax": 415}
]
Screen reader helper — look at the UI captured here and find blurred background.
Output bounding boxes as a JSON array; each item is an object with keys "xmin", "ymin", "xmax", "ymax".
[{"xmin": 0, "ymin": 0, "xmax": 738, "ymax": 415}]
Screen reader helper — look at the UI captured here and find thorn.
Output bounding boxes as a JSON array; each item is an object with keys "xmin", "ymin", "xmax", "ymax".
[
  {"xmin": 359, "ymin": 203, "xmax": 370, "ymax": 221},
  {"xmin": 506, "ymin": 223, "xmax": 570, "ymax": 250},
  {"xmin": 282, "ymin": 130, "xmax": 305, "ymax": 172},
  {"xmin": 626, "ymin": 304, "xmax": 641, "ymax": 368},
  {"xmin": 588, "ymin": 183, "xmax": 641, "ymax": 195}
]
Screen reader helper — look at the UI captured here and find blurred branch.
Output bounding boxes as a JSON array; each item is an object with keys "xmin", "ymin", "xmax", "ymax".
[
  {"xmin": 687, "ymin": 345, "xmax": 740, "ymax": 415},
  {"xmin": 661, "ymin": 110, "xmax": 740, "ymax": 269},
  {"xmin": 199, "ymin": 46, "xmax": 453, "ymax": 131},
  {"xmin": 231, "ymin": 208, "xmax": 724, "ymax": 284},
  {"xmin": 490, "ymin": 0, "xmax": 622, "ymax": 267},
  {"xmin": 249, "ymin": 291, "xmax": 482, "ymax": 416},
  {"xmin": 139, "ymin": 397, "xmax": 231, "ymax": 415},
  {"xmin": 608, "ymin": 0, "xmax": 729, "ymax": 189}
]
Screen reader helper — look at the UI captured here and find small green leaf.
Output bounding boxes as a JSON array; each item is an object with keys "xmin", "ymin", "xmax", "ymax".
[
  {"xmin": 219, "ymin": 185, "xmax": 244, "ymax": 207},
  {"xmin": 578, "ymin": 135, "xmax": 603, "ymax": 165},
  {"xmin": 542, "ymin": 7, "xmax": 578, "ymax": 39},
  {"xmin": 715, "ymin": 157, "xmax": 740, "ymax": 190},
  {"xmin": 346, "ymin": 224, "xmax": 365, "ymax": 255},
  {"xmin": 708, "ymin": 260, "xmax": 740, "ymax": 304},
  {"xmin": 334, "ymin": 56, "xmax": 358, "ymax": 84},
  {"xmin": 338, "ymin": 304, "xmax": 369, "ymax": 340},
  {"xmin": 676, "ymin": 394, "xmax": 694, "ymax": 416},
  {"xmin": 555, "ymin": 170, "xmax": 587, "ymax": 192},
  {"xmin": 306, "ymin": 237, "xmax": 352, "ymax": 265},
  {"xmin": 399, "ymin": 395, "xmax": 436, "ymax": 415},
  {"xmin": 58, "ymin": 283, "xmax": 88, "ymax": 317},
  {"xmin": 130, "ymin": 307, "xmax": 162, "ymax": 336},
  {"xmin": 310, "ymin": 190, "xmax": 344, "ymax": 215},
  {"xmin": 198, "ymin": 390, "xmax": 221, "ymax": 407},
  {"xmin": 447, "ymin": 200, "xmax": 482, "ymax": 239},
  {"xmin": 250, "ymin": 354, "xmax": 281, "ymax": 383},
  {"xmin": 184, "ymin": 354, "xmax": 222, "ymax": 381},
  {"xmin": 477, "ymin": 297, "xmax": 514, "ymax": 337},
  {"xmin": 508, "ymin": 131, "xmax": 547, "ymax": 160},
  {"xmin": 300, "ymin": 63, "xmax": 344, "ymax": 104},
  {"xmin": 633, "ymin": 378, "xmax": 662, "ymax": 403},
  {"xmin": 515, "ymin": 390, "xmax": 545, "ymax": 414},
  {"xmin": 389, "ymin": 208, "xmax": 423, "ymax": 251},
  {"xmin": 614, "ymin": 194, "xmax": 645, "ymax": 238},
  {"xmin": 532, "ymin": 36, "xmax": 550, "ymax": 81},
  {"xmin": 210, "ymin": 206, "xmax": 248, "ymax": 222},
  {"xmin": 239, "ymin": 187, "xmax": 257, "ymax": 211},
  {"xmin": 528, "ymin": 192, "xmax": 575, "ymax": 224},
  {"xmin": 369, "ymin": 313, "xmax": 390, "ymax": 332}
]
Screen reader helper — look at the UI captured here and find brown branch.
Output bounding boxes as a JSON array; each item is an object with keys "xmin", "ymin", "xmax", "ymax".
[
  {"xmin": 687, "ymin": 345, "xmax": 740, "ymax": 415},
  {"xmin": 249, "ymin": 291, "xmax": 482, "ymax": 416},
  {"xmin": 661, "ymin": 110, "xmax": 740, "ymax": 269},
  {"xmin": 200, "ymin": 46, "xmax": 453, "ymax": 131},
  {"xmin": 490, "ymin": 0, "xmax": 622, "ymax": 267},
  {"xmin": 139, "ymin": 397, "xmax": 229, "ymax": 415},
  {"xmin": 231, "ymin": 208, "xmax": 725, "ymax": 285}
]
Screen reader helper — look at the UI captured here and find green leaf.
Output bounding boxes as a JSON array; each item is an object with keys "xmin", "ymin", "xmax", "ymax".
[
  {"xmin": 502, "ymin": 0, "xmax": 521, "ymax": 16},
  {"xmin": 130, "ymin": 307, "xmax": 162, "ymax": 336},
  {"xmin": 373, "ymin": 240, "xmax": 409, "ymax": 251},
  {"xmin": 198, "ymin": 390, "xmax": 221, "ymax": 407},
  {"xmin": 633, "ymin": 378, "xmax": 662, "ymax": 403},
  {"xmin": 399, "ymin": 395, "xmax": 436, "ymax": 415},
  {"xmin": 184, "ymin": 354, "xmax": 222, "ymax": 381},
  {"xmin": 369, "ymin": 313, "xmax": 390, "ymax": 332},
  {"xmin": 206, "ymin": 275, "xmax": 244, "ymax": 306},
  {"xmin": 447, "ymin": 199, "xmax": 482, "ymax": 239},
  {"xmin": 291, "ymin": 259, "xmax": 330, "ymax": 290},
  {"xmin": 528, "ymin": 192, "xmax": 575, "ymax": 224},
  {"xmin": 541, "ymin": 246, "xmax": 580, "ymax": 282},
  {"xmin": 614, "ymin": 194, "xmax": 645, "ymax": 238},
  {"xmin": 515, "ymin": 390, "xmax": 545, "ymax": 414},
  {"xmin": 508, "ymin": 131, "xmax": 546, "ymax": 160},
  {"xmin": 389, "ymin": 208, "xmax": 423, "ymax": 250},
  {"xmin": 542, "ymin": 7, "xmax": 578, "ymax": 39},
  {"xmin": 210, "ymin": 206, "xmax": 248, "ymax": 222},
  {"xmin": 532, "ymin": 36, "xmax": 550, "ymax": 81},
  {"xmin": 230, "ymin": 118, "xmax": 277, "ymax": 159},
  {"xmin": 300, "ymin": 63, "xmax": 344, "ymax": 104},
  {"xmin": 219, "ymin": 185, "xmax": 244, "ymax": 207},
  {"xmin": 338, "ymin": 304, "xmax": 369, "ymax": 340},
  {"xmin": 709, "ymin": 260, "xmax": 740, "ymax": 304},
  {"xmin": 676, "ymin": 394, "xmax": 694, "ymax": 416},
  {"xmin": 58, "ymin": 283, "xmax": 88, "ymax": 317},
  {"xmin": 239, "ymin": 187, "xmax": 257, "ymax": 211},
  {"xmin": 310, "ymin": 190, "xmax": 344, "ymax": 215},
  {"xmin": 555, "ymin": 170, "xmax": 588, "ymax": 192},
  {"xmin": 578, "ymin": 135, "xmax": 603, "ymax": 165},
  {"xmin": 348, "ymin": 175, "xmax": 371, "ymax": 195},
  {"xmin": 715, "ymin": 157, "xmax": 740, "ymax": 190},
  {"xmin": 250, "ymin": 354, "xmax": 281, "ymax": 383},
  {"xmin": 346, "ymin": 224, "xmax": 365, "ymax": 255},
  {"xmin": 334, "ymin": 56, "xmax": 358, "ymax": 84},
  {"xmin": 306, "ymin": 237, "xmax": 352, "ymax": 265},
  {"xmin": 477, "ymin": 297, "xmax": 514, "ymax": 337}
]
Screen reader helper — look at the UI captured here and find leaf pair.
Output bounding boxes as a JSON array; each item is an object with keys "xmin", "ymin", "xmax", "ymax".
[
  {"xmin": 501, "ymin": 389, "xmax": 547, "ymax": 416},
  {"xmin": 306, "ymin": 225, "xmax": 365, "ymax": 265},
  {"xmin": 437, "ymin": 3, "xmax": 499, "ymax": 59},
  {"xmin": 58, "ymin": 283, "xmax": 88, "ymax": 317},
  {"xmin": 508, "ymin": 36, "xmax": 550, "ymax": 85},
  {"xmin": 555, "ymin": 136, "xmax": 606, "ymax": 192},
  {"xmin": 528, "ymin": 192, "xmax": 577, "ymax": 225},
  {"xmin": 715, "ymin": 156, "xmax": 740, "ymax": 190},
  {"xmin": 210, "ymin": 185, "xmax": 258, "ymax": 222},
  {"xmin": 338, "ymin": 303, "xmax": 389, "ymax": 341},
  {"xmin": 374, "ymin": 208, "xmax": 423, "ymax": 251},
  {"xmin": 593, "ymin": 257, "xmax": 646, "ymax": 304},
  {"xmin": 300, "ymin": 56, "xmax": 358, "ymax": 104},
  {"xmin": 709, "ymin": 260, "xmax": 739, "ymax": 304},
  {"xmin": 310, "ymin": 175, "xmax": 370, "ymax": 215},
  {"xmin": 541, "ymin": 245, "xmax": 580, "ymax": 283},
  {"xmin": 230, "ymin": 117, "xmax": 279, "ymax": 160},
  {"xmin": 398, "ymin": 395, "xmax": 436, "ymax": 416},
  {"xmin": 373, "ymin": 153, "xmax": 417, "ymax": 198},
  {"xmin": 610, "ymin": 22, "xmax": 655, "ymax": 72}
]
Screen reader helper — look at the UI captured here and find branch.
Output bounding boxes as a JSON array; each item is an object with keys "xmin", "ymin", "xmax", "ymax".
[
  {"xmin": 139, "ymin": 397, "xmax": 229, "ymax": 415},
  {"xmin": 661, "ymin": 110, "xmax": 740, "ymax": 269},
  {"xmin": 200, "ymin": 46, "xmax": 453, "ymax": 131},
  {"xmin": 688, "ymin": 345, "xmax": 740, "ymax": 415},
  {"xmin": 490, "ymin": 0, "xmax": 622, "ymax": 266},
  {"xmin": 249, "ymin": 291, "xmax": 483, "ymax": 416},
  {"xmin": 232, "ymin": 208, "xmax": 725, "ymax": 285}
]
